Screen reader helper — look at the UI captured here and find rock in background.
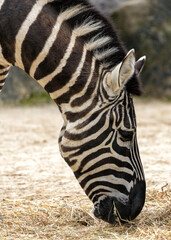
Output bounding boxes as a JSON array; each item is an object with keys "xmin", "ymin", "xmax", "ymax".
[
  {"xmin": 111, "ymin": 0, "xmax": 171, "ymax": 97},
  {"xmin": 90, "ymin": 0, "xmax": 129, "ymax": 14},
  {"xmin": 0, "ymin": 67, "xmax": 44, "ymax": 103}
]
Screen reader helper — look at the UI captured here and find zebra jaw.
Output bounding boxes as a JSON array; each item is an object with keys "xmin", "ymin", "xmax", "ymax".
[{"xmin": 105, "ymin": 49, "xmax": 146, "ymax": 95}]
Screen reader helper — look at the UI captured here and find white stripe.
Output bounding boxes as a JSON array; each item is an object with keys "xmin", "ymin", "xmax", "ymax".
[
  {"xmin": 86, "ymin": 35, "xmax": 112, "ymax": 51},
  {"xmin": 69, "ymin": 57, "xmax": 97, "ymax": 103},
  {"xmin": 82, "ymin": 174, "xmax": 133, "ymax": 193},
  {"xmin": 0, "ymin": 66, "xmax": 10, "ymax": 73},
  {"xmin": 62, "ymin": 116, "xmax": 110, "ymax": 148},
  {"xmin": 0, "ymin": 73, "xmax": 8, "ymax": 80},
  {"xmin": 60, "ymin": 129, "xmax": 110, "ymax": 173},
  {"xmin": 50, "ymin": 47, "xmax": 87, "ymax": 99},
  {"xmin": 0, "ymin": 81, "xmax": 5, "ymax": 86},
  {"xmin": 60, "ymin": 64, "xmax": 102, "ymax": 116},
  {"xmin": 58, "ymin": 68, "xmax": 103, "ymax": 137},
  {"xmin": 70, "ymin": 102, "xmax": 106, "ymax": 133},
  {"xmin": 87, "ymin": 185, "xmax": 128, "ymax": 199},
  {"xmin": 95, "ymin": 47, "xmax": 119, "ymax": 61},
  {"xmin": 80, "ymin": 162, "xmax": 133, "ymax": 180},
  {"xmin": 73, "ymin": 19, "xmax": 103, "ymax": 37},
  {"xmin": 0, "ymin": 45, "xmax": 11, "ymax": 66},
  {"xmin": 15, "ymin": 0, "xmax": 54, "ymax": 69},
  {"xmin": 0, "ymin": 0, "xmax": 5, "ymax": 10},
  {"xmin": 30, "ymin": 4, "xmax": 87, "ymax": 78},
  {"xmin": 61, "ymin": 57, "xmax": 96, "ymax": 103}
]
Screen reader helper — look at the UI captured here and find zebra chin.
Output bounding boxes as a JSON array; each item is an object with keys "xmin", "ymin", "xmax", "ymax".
[{"xmin": 93, "ymin": 180, "xmax": 146, "ymax": 224}]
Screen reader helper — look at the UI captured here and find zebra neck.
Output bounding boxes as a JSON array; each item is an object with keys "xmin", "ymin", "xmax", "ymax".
[{"xmin": 52, "ymin": 61, "xmax": 103, "ymax": 125}]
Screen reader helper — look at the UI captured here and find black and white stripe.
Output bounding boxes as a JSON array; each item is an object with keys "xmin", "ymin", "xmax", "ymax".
[{"xmin": 0, "ymin": 0, "xmax": 146, "ymax": 223}]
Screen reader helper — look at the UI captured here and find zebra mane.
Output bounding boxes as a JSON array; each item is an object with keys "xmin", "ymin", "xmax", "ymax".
[{"xmin": 50, "ymin": 0, "xmax": 126, "ymax": 70}]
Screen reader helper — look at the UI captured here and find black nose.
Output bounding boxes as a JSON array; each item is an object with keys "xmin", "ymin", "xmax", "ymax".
[{"xmin": 93, "ymin": 180, "xmax": 146, "ymax": 224}]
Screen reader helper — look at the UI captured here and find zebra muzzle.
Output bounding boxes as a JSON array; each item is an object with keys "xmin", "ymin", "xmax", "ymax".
[{"xmin": 93, "ymin": 180, "xmax": 146, "ymax": 224}]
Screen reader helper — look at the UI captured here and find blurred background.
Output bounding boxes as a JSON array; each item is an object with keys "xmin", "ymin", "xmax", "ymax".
[{"xmin": 0, "ymin": 0, "xmax": 170, "ymax": 103}]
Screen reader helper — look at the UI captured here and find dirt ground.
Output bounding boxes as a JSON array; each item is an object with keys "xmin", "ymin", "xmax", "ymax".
[{"xmin": 0, "ymin": 100, "xmax": 170, "ymax": 239}]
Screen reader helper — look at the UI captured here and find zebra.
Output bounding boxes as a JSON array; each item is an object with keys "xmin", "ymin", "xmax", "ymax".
[{"xmin": 0, "ymin": 0, "xmax": 146, "ymax": 224}]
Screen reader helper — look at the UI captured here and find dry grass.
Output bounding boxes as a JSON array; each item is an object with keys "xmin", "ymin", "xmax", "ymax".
[
  {"xmin": 0, "ymin": 102, "xmax": 171, "ymax": 239},
  {"xmin": 0, "ymin": 185, "xmax": 170, "ymax": 240}
]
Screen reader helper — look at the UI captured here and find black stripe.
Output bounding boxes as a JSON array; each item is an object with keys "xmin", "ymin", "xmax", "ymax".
[
  {"xmin": 63, "ymin": 157, "xmax": 77, "ymax": 167},
  {"xmin": 85, "ymin": 181, "xmax": 129, "ymax": 196},
  {"xmin": 76, "ymin": 108, "xmax": 109, "ymax": 130},
  {"xmin": 65, "ymin": 87, "xmax": 123, "ymax": 126},
  {"xmin": 45, "ymin": 39, "xmax": 84, "ymax": 93},
  {"xmin": 123, "ymin": 95, "xmax": 131, "ymax": 129},
  {"xmin": 74, "ymin": 148, "xmax": 111, "ymax": 171},
  {"xmin": 132, "ymin": 136, "xmax": 143, "ymax": 179},
  {"xmin": 70, "ymin": 61, "xmax": 99, "ymax": 107},
  {"xmin": 56, "ymin": 52, "xmax": 93, "ymax": 105},
  {"xmin": 65, "ymin": 96, "xmax": 98, "ymax": 122},
  {"xmin": 115, "ymin": 104, "xmax": 123, "ymax": 127},
  {"xmin": 90, "ymin": 191, "xmax": 111, "ymax": 202},
  {"xmin": 80, "ymin": 169, "xmax": 132, "ymax": 189},
  {"xmin": 129, "ymin": 97, "xmax": 136, "ymax": 128},
  {"xmin": 101, "ymin": 81, "xmax": 110, "ymax": 100},
  {"xmin": 130, "ymin": 138, "xmax": 141, "ymax": 179},
  {"xmin": 35, "ymin": 23, "xmax": 72, "ymax": 80},
  {"xmin": 61, "ymin": 127, "xmax": 112, "ymax": 153},
  {"xmin": 64, "ymin": 111, "xmax": 107, "ymax": 140},
  {"xmin": 112, "ymin": 132, "xmax": 130, "ymax": 157},
  {"xmin": 79, "ymin": 157, "xmax": 133, "ymax": 176},
  {"xmin": 118, "ymin": 129, "xmax": 134, "ymax": 142},
  {"xmin": 0, "ymin": 70, "xmax": 8, "ymax": 76},
  {"xmin": 0, "ymin": 79, "xmax": 5, "ymax": 84},
  {"xmin": 22, "ymin": 3, "xmax": 58, "ymax": 74}
]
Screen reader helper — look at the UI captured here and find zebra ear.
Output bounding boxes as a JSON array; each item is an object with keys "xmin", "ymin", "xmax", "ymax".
[
  {"xmin": 110, "ymin": 49, "xmax": 136, "ymax": 92},
  {"xmin": 135, "ymin": 56, "xmax": 146, "ymax": 75}
]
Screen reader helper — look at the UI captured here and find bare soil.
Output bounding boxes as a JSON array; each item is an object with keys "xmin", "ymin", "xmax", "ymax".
[{"xmin": 0, "ymin": 100, "xmax": 170, "ymax": 239}]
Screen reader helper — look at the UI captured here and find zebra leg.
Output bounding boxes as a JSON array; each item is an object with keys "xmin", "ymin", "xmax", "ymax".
[{"xmin": 0, "ymin": 65, "xmax": 10, "ymax": 92}]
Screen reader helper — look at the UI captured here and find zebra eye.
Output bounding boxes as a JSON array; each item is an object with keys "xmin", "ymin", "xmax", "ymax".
[{"xmin": 118, "ymin": 129, "xmax": 134, "ymax": 142}]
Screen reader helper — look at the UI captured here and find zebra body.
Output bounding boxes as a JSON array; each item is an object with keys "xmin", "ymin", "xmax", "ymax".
[{"xmin": 0, "ymin": 0, "xmax": 146, "ymax": 223}]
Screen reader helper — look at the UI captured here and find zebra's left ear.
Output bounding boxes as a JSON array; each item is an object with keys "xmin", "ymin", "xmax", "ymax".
[{"xmin": 107, "ymin": 49, "xmax": 136, "ymax": 93}]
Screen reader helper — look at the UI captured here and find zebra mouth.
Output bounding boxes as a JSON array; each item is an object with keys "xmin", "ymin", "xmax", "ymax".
[
  {"xmin": 93, "ymin": 180, "xmax": 146, "ymax": 224},
  {"xmin": 93, "ymin": 197, "xmax": 129, "ymax": 224},
  {"xmin": 93, "ymin": 199, "xmax": 116, "ymax": 224}
]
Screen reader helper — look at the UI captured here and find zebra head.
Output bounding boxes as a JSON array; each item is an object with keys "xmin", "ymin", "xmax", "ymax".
[
  {"xmin": 91, "ymin": 49, "xmax": 146, "ymax": 223},
  {"xmin": 59, "ymin": 49, "xmax": 146, "ymax": 224}
]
